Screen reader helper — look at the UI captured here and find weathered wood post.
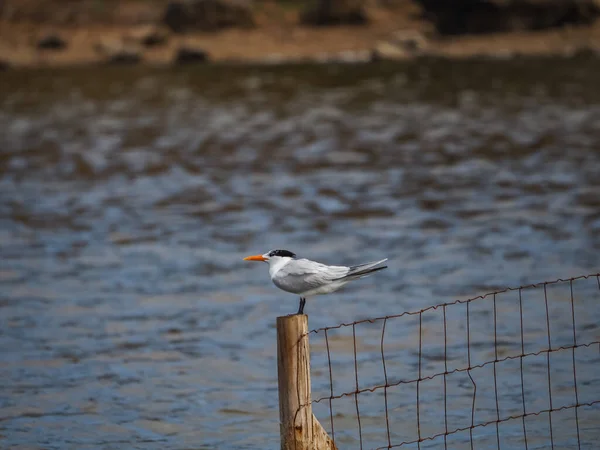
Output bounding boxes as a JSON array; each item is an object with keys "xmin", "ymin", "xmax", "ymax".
[{"xmin": 277, "ymin": 314, "xmax": 337, "ymax": 450}]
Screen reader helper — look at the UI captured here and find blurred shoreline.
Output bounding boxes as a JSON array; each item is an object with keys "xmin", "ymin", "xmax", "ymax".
[{"xmin": 1, "ymin": 1, "xmax": 600, "ymax": 70}]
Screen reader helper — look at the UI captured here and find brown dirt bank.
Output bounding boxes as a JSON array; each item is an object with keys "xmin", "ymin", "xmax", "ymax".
[{"xmin": 1, "ymin": 1, "xmax": 600, "ymax": 69}]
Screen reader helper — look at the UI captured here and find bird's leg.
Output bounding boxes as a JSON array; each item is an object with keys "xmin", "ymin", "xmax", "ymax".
[{"xmin": 297, "ymin": 297, "xmax": 306, "ymax": 315}]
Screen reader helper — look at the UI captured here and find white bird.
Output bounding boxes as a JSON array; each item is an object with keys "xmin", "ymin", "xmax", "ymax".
[{"xmin": 243, "ymin": 249, "xmax": 388, "ymax": 315}]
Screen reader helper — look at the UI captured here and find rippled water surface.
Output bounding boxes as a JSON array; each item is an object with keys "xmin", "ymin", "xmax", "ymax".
[{"xmin": 1, "ymin": 59, "xmax": 600, "ymax": 449}]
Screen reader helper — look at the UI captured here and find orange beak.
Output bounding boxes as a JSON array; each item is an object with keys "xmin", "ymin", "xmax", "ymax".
[{"xmin": 243, "ymin": 254, "xmax": 267, "ymax": 262}]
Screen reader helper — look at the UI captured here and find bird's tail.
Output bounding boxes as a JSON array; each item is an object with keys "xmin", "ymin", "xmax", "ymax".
[{"xmin": 334, "ymin": 258, "xmax": 388, "ymax": 281}]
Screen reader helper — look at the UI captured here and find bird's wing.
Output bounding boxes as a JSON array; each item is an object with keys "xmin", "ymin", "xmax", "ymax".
[{"xmin": 273, "ymin": 259, "xmax": 349, "ymax": 294}]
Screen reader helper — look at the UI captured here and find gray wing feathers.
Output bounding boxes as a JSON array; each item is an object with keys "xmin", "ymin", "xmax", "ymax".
[{"xmin": 333, "ymin": 258, "xmax": 388, "ymax": 281}]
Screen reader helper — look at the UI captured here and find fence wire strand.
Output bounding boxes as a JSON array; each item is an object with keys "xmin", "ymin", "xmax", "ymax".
[{"xmin": 301, "ymin": 272, "xmax": 600, "ymax": 449}]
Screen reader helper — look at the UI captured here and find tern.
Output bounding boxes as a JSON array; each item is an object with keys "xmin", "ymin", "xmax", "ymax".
[{"xmin": 243, "ymin": 249, "xmax": 388, "ymax": 315}]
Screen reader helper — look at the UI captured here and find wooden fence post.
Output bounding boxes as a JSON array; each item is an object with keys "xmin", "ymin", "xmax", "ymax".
[{"xmin": 277, "ymin": 314, "xmax": 337, "ymax": 450}]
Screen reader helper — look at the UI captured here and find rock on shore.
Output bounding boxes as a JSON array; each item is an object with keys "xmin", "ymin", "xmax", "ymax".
[
  {"xmin": 163, "ymin": 0, "xmax": 254, "ymax": 32},
  {"xmin": 37, "ymin": 33, "xmax": 67, "ymax": 50},
  {"xmin": 300, "ymin": 0, "xmax": 368, "ymax": 26},
  {"xmin": 174, "ymin": 45, "xmax": 209, "ymax": 63},
  {"xmin": 416, "ymin": 0, "xmax": 600, "ymax": 35}
]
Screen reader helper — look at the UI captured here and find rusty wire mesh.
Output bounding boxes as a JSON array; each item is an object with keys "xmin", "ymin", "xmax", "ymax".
[{"xmin": 303, "ymin": 273, "xmax": 600, "ymax": 449}]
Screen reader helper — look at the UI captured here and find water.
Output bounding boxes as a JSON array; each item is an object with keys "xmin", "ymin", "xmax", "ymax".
[{"xmin": 1, "ymin": 59, "xmax": 599, "ymax": 449}]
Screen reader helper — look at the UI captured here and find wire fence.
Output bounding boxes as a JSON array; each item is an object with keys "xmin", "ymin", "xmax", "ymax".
[{"xmin": 304, "ymin": 273, "xmax": 600, "ymax": 449}]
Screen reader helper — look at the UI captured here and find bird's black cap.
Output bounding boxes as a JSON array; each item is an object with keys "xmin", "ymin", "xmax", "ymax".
[{"xmin": 268, "ymin": 249, "xmax": 296, "ymax": 258}]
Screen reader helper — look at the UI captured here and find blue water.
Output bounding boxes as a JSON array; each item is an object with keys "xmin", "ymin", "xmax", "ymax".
[{"xmin": 1, "ymin": 60, "xmax": 599, "ymax": 449}]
